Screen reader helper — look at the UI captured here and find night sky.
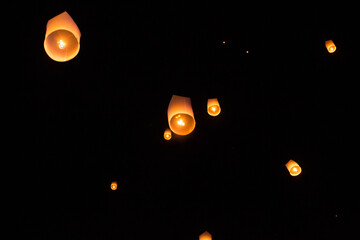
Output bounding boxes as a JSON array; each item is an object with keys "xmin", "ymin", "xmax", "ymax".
[{"xmin": 14, "ymin": 2, "xmax": 358, "ymax": 240}]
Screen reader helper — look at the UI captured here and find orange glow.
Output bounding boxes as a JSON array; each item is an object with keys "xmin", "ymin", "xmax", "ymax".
[
  {"xmin": 167, "ymin": 95, "xmax": 196, "ymax": 136},
  {"xmin": 207, "ymin": 98, "xmax": 221, "ymax": 116},
  {"xmin": 222, "ymin": 40, "xmax": 226, "ymax": 44},
  {"xmin": 164, "ymin": 128, "xmax": 172, "ymax": 140},
  {"xmin": 285, "ymin": 160, "xmax": 302, "ymax": 176},
  {"xmin": 199, "ymin": 231, "xmax": 212, "ymax": 240},
  {"xmin": 44, "ymin": 11, "xmax": 81, "ymax": 62},
  {"xmin": 325, "ymin": 40, "xmax": 336, "ymax": 53},
  {"xmin": 110, "ymin": 181, "xmax": 117, "ymax": 190}
]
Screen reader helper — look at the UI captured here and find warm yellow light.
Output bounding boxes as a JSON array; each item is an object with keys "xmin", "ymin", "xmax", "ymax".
[
  {"xmin": 325, "ymin": 40, "xmax": 336, "ymax": 53},
  {"xmin": 285, "ymin": 160, "xmax": 302, "ymax": 176},
  {"xmin": 207, "ymin": 98, "xmax": 221, "ymax": 116},
  {"xmin": 167, "ymin": 95, "xmax": 196, "ymax": 136},
  {"xmin": 44, "ymin": 11, "xmax": 81, "ymax": 62},
  {"xmin": 58, "ymin": 40, "xmax": 66, "ymax": 49},
  {"xmin": 177, "ymin": 119, "xmax": 185, "ymax": 126},
  {"xmin": 222, "ymin": 40, "xmax": 226, "ymax": 44},
  {"xmin": 164, "ymin": 128, "xmax": 172, "ymax": 140},
  {"xmin": 246, "ymin": 50, "xmax": 249, "ymax": 54},
  {"xmin": 110, "ymin": 181, "xmax": 117, "ymax": 190},
  {"xmin": 199, "ymin": 231, "xmax": 212, "ymax": 240}
]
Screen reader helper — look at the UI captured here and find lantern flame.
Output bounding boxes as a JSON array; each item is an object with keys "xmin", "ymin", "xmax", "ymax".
[{"xmin": 58, "ymin": 40, "xmax": 66, "ymax": 49}]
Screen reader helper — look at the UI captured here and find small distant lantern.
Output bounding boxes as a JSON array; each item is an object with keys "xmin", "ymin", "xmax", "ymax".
[
  {"xmin": 285, "ymin": 160, "xmax": 302, "ymax": 176},
  {"xmin": 199, "ymin": 231, "xmax": 212, "ymax": 240},
  {"xmin": 110, "ymin": 181, "xmax": 117, "ymax": 190},
  {"xmin": 167, "ymin": 95, "xmax": 196, "ymax": 136},
  {"xmin": 325, "ymin": 40, "xmax": 336, "ymax": 53},
  {"xmin": 44, "ymin": 11, "xmax": 81, "ymax": 62},
  {"xmin": 207, "ymin": 98, "xmax": 221, "ymax": 116},
  {"xmin": 164, "ymin": 128, "xmax": 172, "ymax": 140}
]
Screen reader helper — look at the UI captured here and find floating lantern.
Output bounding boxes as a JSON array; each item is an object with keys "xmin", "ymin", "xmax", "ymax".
[
  {"xmin": 167, "ymin": 95, "xmax": 196, "ymax": 136},
  {"xmin": 207, "ymin": 98, "xmax": 221, "ymax": 116},
  {"xmin": 110, "ymin": 181, "xmax": 117, "ymax": 190},
  {"xmin": 325, "ymin": 40, "xmax": 336, "ymax": 53},
  {"xmin": 44, "ymin": 11, "xmax": 81, "ymax": 62},
  {"xmin": 285, "ymin": 160, "xmax": 302, "ymax": 176},
  {"xmin": 164, "ymin": 128, "xmax": 172, "ymax": 140},
  {"xmin": 199, "ymin": 231, "xmax": 212, "ymax": 240}
]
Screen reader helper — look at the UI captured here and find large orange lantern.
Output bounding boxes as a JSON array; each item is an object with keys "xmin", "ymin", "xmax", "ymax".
[
  {"xmin": 199, "ymin": 231, "xmax": 212, "ymax": 240},
  {"xmin": 110, "ymin": 181, "xmax": 117, "ymax": 190},
  {"xmin": 167, "ymin": 95, "xmax": 196, "ymax": 136},
  {"xmin": 285, "ymin": 160, "xmax": 302, "ymax": 176},
  {"xmin": 44, "ymin": 11, "xmax": 81, "ymax": 62},
  {"xmin": 325, "ymin": 40, "xmax": 336, "ymax": 53},
  {"xmin": 164, "ymin": 128, "xmax": 172, "ymax": 140},
  {"xmin": 207, "ymin": 98, "xmax": 221, "ymax": 116}
]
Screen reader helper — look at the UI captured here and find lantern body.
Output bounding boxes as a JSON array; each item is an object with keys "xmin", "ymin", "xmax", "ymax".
[
  {"xmin": 164, "ymin": 128, "xmax": 172, "ymax": 140},
  {"xmin": 199, "ymin": 231, "xmax": 212, "ymax": 240},
  {"xmin": 44, "ymin": 11, "xmax": 81, "ymax": 62},
  {"xmin": 325, "ymin": 40, "xmax": 336, "ymax": 53},
  {"xmin": 110, "ymin": 181, "xmax": 117, "ymax": 190},
  {"xmin": 285, "ymin": 160, "xmax": 302, "ymax": 176},
  {"xmin": 167, "ymin": 95, "xmax": 196, "ymax": 136},
  {"xmin": 207, "ymin": 98, "xmax": 221, "ymax": 116}
]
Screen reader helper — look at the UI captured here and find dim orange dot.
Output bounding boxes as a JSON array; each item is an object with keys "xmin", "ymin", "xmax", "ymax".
[{"xmin": 222, "ymin": 41, "xmax": 226, "ymax": 44}]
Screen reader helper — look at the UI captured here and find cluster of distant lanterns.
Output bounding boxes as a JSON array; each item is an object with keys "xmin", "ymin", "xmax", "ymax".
[{"xmin": 43, "ymin": 11, "xmax": 337, "ymax": 190}]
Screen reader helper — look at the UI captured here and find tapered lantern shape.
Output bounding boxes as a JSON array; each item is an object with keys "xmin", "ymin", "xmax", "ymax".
[
  {"xmin": 207, "ymin": 98, "xmax": 221, "ymax": 116},
  {"xmin": 110, "ymin": 181, "xmax": 117, "ymax": 190},
  {"xmin": 164, "ymin": 128, "xmax": 172, "ymax": 140},
  {"xmin": 286, "ymin": 160, "xmax": 302, "ymax": 176},
  {"xmin": 167, "ymin": 95, "xmax": 196, "ymax": 136},
  {"xmin": 44, "ymin": 11, "xmax": 81, "ymax": 62},
  {"xmin": 325, "ymin": 40, "xmax": 336, "ymax": 53},
  {"xmin": 199, "ymin": 231, "xmax": 212, "ymax": 240}
]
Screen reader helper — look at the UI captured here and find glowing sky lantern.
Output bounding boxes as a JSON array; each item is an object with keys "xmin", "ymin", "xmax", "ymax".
[
  {"xmin": 285, "ymin": 160, "xmax": 302, "ymax": 176},
  {"xmin": 207, "ymin": 98, "xmax": 221, "ymax": 116},
  {"xmin": 164, "ymin": 128, "xmax": 172, "ymax": 140},
  {"xmin": 110, "ymin": 181, "xmax": 117, "ymax": 190},
  {"xmin": 44, "ymin": 11, "xmax": 81, "ymax": 62},
  {"xmin": 199, "ymin": 231, "xmax": 212, "ymax": 240},
  {"xmin": 325, "ymin": 40, "xmax": 336, "ymax": 53},
  {"xmin": 167, "ymin": 95, "xmax": 196, "ymax": 136}
]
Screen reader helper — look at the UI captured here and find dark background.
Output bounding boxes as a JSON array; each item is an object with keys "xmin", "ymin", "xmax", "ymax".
[{"xmin": 13, "ymin": 1, "xmax": 358, "ymax": 240}]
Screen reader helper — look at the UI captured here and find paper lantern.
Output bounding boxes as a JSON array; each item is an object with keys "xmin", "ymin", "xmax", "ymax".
[
  {"xmin": 164, "ymin": 128, "xmax": 172, "ymax": 140},
  {"xmin": 199, "ymin": 231, "xmax": 212, "ymax": 240},
  {"xmin": 325, "ymin": 40, "xmax": 336, "ymax": 53},
  {"xmin": 167, "ymin": 95, "xmax": 196, "ymax": 136},
  {"xmin": 207, "ymin": 98, "xmax": 221, "ymax": 116},
  {"xmin": 44, "ymin": 11, "xmax": 81, "ymax": 62},
  {"xmin": 285, "ymin": 160, "xmax": 302, "ymax": 176},
  {"xmin": 110, "ymin": 181, "xmax": 117, "ymax": 190}
]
